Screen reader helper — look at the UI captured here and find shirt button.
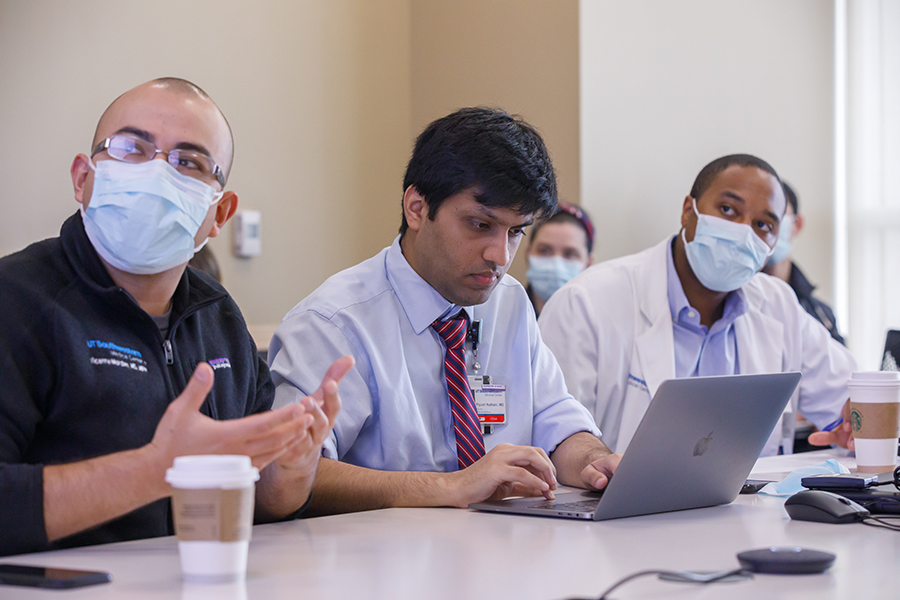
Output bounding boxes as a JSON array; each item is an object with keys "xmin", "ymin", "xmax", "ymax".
[{"xmin": 688, "ymin": 311, "xmax": 696, "ymax": 318}]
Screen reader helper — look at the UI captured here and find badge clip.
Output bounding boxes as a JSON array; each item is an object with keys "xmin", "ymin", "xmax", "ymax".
[
  {"xmin": 466, "ymin": 319, "xmax": 482, "ymax": 345},
  {"xmin": 467, "ymin": 319, "xmax": 483, "ymax": 372}
]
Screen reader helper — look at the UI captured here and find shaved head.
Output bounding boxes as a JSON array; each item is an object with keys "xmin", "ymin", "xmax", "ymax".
[{"xmin": 92, "ymin": 78, "xmax": 234, "ymax": 181}]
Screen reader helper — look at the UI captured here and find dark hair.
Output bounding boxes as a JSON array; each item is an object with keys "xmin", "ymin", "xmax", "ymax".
[
  {"xmin": 689, "ymin": 154, "xmax": 782, "ymax": 200},
  {"xmin": 782, "ymin": 181, "xmax": 799, "ymax": 215},
  {"xmin": 530, "ymin": 202, "xmax": 594, "ymax": 253},
  {"xmin": 400, "ymin": 107, "xmax": 557, "ymax": 234}
]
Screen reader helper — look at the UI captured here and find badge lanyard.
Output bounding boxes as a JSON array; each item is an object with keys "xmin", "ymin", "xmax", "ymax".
[{"xmin": 465, "ymin": 319, "xmax": 507, "ymax": 434}]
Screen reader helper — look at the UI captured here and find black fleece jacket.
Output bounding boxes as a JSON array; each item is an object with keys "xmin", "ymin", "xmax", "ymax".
[
  {"xmin": 787, "ymin": 262, "xmax": 845, "ymax": 346},
  {"xmin": 0, "ymin": 213, "xmax": 273, "ymax": 556}
]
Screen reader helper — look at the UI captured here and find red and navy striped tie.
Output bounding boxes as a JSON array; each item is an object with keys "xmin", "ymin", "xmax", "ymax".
[{"xmin": 432, "ymin": 314, "xmax": 486, "ymax": 469}]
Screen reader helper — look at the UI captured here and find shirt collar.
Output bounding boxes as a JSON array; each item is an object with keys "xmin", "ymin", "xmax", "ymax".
[
  {"xmin": 385, "ymin": 235, "xmax": 474, "ymax": 335},
  {"xmin": 665, "ymin": 234, "xmax": 747, "ymax": 327}
]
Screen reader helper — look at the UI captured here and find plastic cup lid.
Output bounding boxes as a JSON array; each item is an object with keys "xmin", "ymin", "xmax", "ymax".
[
  {"xmin": 847, "ymin": 371, "xmax": 900, "ymax": 389},
  {"xmin": 165, "ymin": 455, "xmax": 260, "ymax": 489}
]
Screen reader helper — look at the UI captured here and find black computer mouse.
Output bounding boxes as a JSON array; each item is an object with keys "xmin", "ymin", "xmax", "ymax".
[{"xmin": 784, "ymin": 490, "xmax": 870, "ymax": 524}]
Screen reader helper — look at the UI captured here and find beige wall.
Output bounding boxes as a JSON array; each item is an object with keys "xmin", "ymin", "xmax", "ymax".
[
  {"xmin": 0, "ymin": 0, "xmax": 411, "ymax": 327},
  {"xmin": 581, "ymin": 0, "xmax": 837, "ymax": 302},
  {"xmin": 0, "ymin": 0, "xmax": 579, "ymax": 327},
  {"xmin": 410, "ymin": 0, "xmax": 580, "ymax": 283}
]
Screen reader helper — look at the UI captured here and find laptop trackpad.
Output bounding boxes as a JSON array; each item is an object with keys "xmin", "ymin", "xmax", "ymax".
[
  {"xmin": 527, "ymin": 490, "xmax": 604, "ymax": 510},
  {"xmin": 482, "ymin": 489, "xmax": 602, "ymax": 509}
]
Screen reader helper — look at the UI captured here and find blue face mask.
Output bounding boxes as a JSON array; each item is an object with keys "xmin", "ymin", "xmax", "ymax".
[
  {"xmin": 766, "ymin": 215, "xmax": 794, "ymax": 266},
  {"xmin": 758, "ymin": 459, "xmax": 850, "ymax": 497},
  {"xmin": 82, "ymin": 159, "xmax": 222, "ymax": 275},
  {"xmin": 527, "ymin": 255, "xmax": 585, "ymax": 300},
  {"xmin": 683, "ymin": 198, "xmax": 774, "ymax": 293}
]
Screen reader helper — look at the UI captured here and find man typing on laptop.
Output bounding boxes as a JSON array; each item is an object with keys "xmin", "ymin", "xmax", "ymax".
[
  {"xmin": 269, "ymin": 108, "xmax": 621, "ymax": 515},
  {"xmin": 471, "ymin": 372, "xmax": 802, "ymax": 520}
]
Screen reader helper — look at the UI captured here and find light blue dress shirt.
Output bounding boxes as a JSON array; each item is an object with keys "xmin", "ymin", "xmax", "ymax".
[
  {"xmin": 665, "ymin": 237, "xmax": 748, "ymax": 378},
  {"xmin": 269, "ymin": 236, "xmax": 600, "ymax": 472}
]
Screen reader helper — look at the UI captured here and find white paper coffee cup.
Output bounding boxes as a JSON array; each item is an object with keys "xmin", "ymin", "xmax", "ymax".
[
  {"xmin": 165, "ymin": 455, "xmax": 259, "ymax": 583},
  {"xmin": 847, "ymin": 372, "xmax": 900, "ymax": 474}
]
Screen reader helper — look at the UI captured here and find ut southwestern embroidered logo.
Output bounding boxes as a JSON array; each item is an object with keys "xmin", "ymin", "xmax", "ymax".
[
  {"xmin": 86, "ymin": 339, "xmax": 148, "ymax": 373},
  {"xmin": 86, "ymin": 340, "xmax": 142, "ymax": 358},
  {"xmin": 208, "ymin": 358, "xmax": 232, "ymax": 371}
]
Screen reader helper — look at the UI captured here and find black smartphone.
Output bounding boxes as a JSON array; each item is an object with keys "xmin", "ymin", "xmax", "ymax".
[
  {"xmin": 801, "ymin": 473, "xmax": 879, "ymax": 490},
  {"xmin": 740, "ymin": 479, "xmax": 772, "ymax": 494},
  {"xmin": 0, "ymin": 564, "xmax": 111, "ymax": 589}
]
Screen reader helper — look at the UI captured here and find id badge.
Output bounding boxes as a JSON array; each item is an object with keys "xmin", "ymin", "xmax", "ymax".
[{"xmin": 467, "ymin": 374, "xmax": 506, "ymax": 431}]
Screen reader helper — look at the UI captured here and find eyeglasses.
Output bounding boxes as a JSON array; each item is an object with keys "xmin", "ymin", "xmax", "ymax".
[{"xmin": 91, "ymin": 134, "xmax": 226, "ymax": 187}]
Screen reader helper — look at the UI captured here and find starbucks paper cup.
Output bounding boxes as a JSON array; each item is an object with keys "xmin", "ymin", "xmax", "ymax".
[{"xmin": 847, "ymin": 372, "xmax": 900, "ymax": 474}]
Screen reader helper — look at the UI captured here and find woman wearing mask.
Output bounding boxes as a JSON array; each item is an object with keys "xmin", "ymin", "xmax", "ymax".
[{"xmin": 525, "ymin": 202, "xmax": 594, "ymax": 316}]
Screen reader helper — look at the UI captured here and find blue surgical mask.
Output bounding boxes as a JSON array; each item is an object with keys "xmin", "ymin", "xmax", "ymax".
[
  {"xmin": 527, "ymin": 255, "xmax": 585, "ymax": 300},
  {"xmin": 758, "ymin": 459, "xmax": 850, "ymax": 497},
  {"xmin": 82, "ymin": 159, "xmax": 222, "ymax": 275},
  {"xmin": 683, "ymin": 198, "xmax": 774, "ymax": 292},
  {"xmin": 766, "ymin": 215, "xmax": 794, "ymax": 266}
]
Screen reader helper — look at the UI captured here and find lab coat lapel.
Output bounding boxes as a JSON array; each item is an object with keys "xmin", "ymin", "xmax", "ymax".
[
  {"xmin": 634, "ymin": 240, "xmax": 676, "ymax": 398},
  {"xmin": 735, "ymin": 286, "xmax": 788, "ymax": 455},
  {"xmin": 734, "ymin": 299, "xmax": 783, "ymax": 375}
]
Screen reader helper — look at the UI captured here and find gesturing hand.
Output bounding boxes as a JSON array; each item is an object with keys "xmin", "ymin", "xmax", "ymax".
[
  {"xmin": 270, "ymin": 355, "xmax": 354, "ymax": 474},
  {"xmin": 148, "ymin": 362, "xmax": 314, "ymax": 480}
]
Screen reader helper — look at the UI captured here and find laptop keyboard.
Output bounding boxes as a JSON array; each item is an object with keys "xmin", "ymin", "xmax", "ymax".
[{"xmin": 533, "ymin": 498, "xmax": 601, "ymax": 512}]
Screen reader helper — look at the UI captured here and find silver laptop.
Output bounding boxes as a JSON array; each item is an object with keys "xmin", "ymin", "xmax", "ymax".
[{"xmin": 469, "ymin": 372, "xmax": 801, "ymax": 520}]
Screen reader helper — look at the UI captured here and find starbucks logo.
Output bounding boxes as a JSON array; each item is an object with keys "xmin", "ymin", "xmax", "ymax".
[{"xmin": 850, "ymin": 408, "xmax": 863, "ymax": 433}]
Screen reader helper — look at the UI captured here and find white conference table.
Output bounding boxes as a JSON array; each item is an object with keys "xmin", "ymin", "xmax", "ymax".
[{"xmin": 3, "ymin": 449, "xmax": 899, "ymax": 600}]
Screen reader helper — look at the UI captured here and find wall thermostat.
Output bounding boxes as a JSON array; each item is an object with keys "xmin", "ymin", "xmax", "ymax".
[{"xmin": 233, "ymin": 210, "xmax": 261, "ymax": 257}]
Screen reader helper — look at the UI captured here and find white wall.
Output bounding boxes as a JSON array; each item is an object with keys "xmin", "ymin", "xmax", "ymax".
[
  {"xmin": 845, "ymin": 0, "xmax": 900, "ymax": 368},
  {"xmin": 580, "ymin": 0, "xmax": 837, "ymax": 302}
]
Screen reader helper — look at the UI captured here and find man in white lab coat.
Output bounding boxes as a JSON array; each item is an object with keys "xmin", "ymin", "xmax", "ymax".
[{"xmin": 539, "ymin": 154, "xmax": 856, "ymax": 456}]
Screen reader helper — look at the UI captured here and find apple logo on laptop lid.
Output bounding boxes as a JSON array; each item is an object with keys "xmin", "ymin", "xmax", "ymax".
[{"xmin": 693, "ymin": 431, "xmax": 713, "ymax": 457}]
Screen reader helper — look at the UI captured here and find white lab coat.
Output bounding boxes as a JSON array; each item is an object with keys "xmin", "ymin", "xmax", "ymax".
[{"xmin": 539, "ymin": 238, "xmax": 857, "ymax": 456}]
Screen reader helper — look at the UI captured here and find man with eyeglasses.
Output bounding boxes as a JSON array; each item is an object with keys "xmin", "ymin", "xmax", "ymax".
[{"xmin": 0, "ymin": 78, "xmax": 352, "ymax": 557}]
